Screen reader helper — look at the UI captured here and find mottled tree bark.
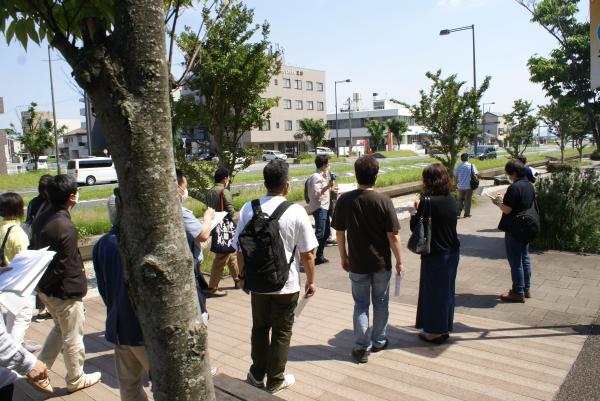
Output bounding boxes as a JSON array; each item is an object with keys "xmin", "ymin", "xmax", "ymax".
[{"xmin": 53, "ymin": 1, "xmax": 216, "ymax": 400}]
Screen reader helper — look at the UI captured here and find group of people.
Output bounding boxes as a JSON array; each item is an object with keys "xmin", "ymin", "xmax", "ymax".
[{"xmin": 0, "ymin": 151, "xmax": 537, "ymax": 399}]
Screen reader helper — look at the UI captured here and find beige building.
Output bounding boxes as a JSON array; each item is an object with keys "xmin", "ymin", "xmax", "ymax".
[
  {"xmin": 60, "ymin": 128, "xmax": 90, "ymax": 159},
  {"xmin": 241, "ymin": 65, "xmax": 326, "ymax": 152}
]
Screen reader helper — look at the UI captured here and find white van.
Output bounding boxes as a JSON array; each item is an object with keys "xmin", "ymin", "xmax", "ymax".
[
  {"xmin": 67, "ymin": 157, "xmax": 118, "ymax": 185},
  {"xmin": 25, "ymin": 155, "xmax": 48, "ymax": 171}
]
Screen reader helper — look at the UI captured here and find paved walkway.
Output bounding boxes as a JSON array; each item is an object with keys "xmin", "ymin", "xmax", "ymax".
[{"xmin": 12, "ymin": 178, "xmax": 600, "ymax": 400}]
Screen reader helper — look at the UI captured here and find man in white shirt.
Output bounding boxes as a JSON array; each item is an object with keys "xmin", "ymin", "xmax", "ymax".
[
  {"xmin": 307, "ymin": 155, "xmax": 336, "ymax": 264},
  {"xmin": 453, "ymin": 153, "xmax": 478, "ymax": 218},
  {"xmin": 234, "ymin": 160, "xmax": 318, "ymax": 395}
]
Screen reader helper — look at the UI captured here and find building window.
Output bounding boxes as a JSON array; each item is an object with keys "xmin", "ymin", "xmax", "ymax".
[
  {"xmin": 285, "ymin": 120, "xmax": 293, "ymax": 131},
  {"xmin": 274, "ymin": 78, "xmax": 278, "ymax": 86},
  {"xmin": 283, "ymin": 99, "xmax": 292, "ymax": 109},
  {"xmin": 295, "ymin": 100, "xmax": 303, "ymax": 110},
  {"xmin": 294, "ymin": 79, "xmax": 302, "ymax": 90},
  {"xmin": 316, "ymin": 82, "xmax": 324, "ymax": 92},
  {"xmin": 260, "ymin": 120, "xmax": 271, "ymax": 131},
  {"xmin": 283, "ymin": 78, "xmax": 291, "ymax": 88},
  {"xmin": 307, "ymin": 101, "xmax": 314, "ymax": 110},
  {"xmin": 306, "ymin": 81, "xmax": 313, "ymax": 91},
  {"xmin": 276, "ymin": 122, "xmax": 280, "ymax": 129},
  {"xmin": 317, "ymin": 101, "xmax": 324, "ymax": 111}
]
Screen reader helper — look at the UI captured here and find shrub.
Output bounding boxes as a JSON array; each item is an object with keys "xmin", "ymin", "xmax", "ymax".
[
  {"xmin": 533, "ymin": 166, "xmax": 600, "ymax": 253},
  {"xmin": 591, "ymin": 149, "xmax": 600, "ymax": 161}
]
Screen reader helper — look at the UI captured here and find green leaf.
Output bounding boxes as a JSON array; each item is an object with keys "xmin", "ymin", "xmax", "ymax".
[
  {"xmin": 5, "ymin": 19, "xmax": 16, "ymax": 44},
  {"xmin": 14, "ymin": 19, "xmax": 28, "ymax": 49},
  {"xmin": 24, "ymin": 18, "xmax": 39, "ymax": 44}
]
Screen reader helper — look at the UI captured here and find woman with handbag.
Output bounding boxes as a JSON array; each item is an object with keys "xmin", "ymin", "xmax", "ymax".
[
  {"xmin": 205, "ymin": 168, "xmax": 240, "ymax": 297},
  {"xmin": 409, "ymin": 164, "xmax": 460, "ymax": 344},
  {"xmin": 490, "ymin": 159, "xmax": 536, "ymax": 303}
]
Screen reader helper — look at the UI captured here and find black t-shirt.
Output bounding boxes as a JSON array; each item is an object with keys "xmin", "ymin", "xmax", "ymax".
[
  {"xmin": 498, "ymin": 178, "xmax": 535, "ymax": 233},
  {"xmin": 410, "ymin": 194, "xmax": 460, "ymax": 255},
  {"xmin": 331, "ymin": 189, "xmax": 400, "ymax": 273}
]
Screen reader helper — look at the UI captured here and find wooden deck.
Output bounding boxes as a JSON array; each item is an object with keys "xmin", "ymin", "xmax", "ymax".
[{"xmin": 15, "ymin": 285, "xmax": 586, "ymax": 400}]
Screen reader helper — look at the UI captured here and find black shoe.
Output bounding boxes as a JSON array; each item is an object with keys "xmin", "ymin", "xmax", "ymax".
[
  {"xmin": 351, "ymin": 348, "xmax": 369, "ymax": 363},
  {"xmin": 371, "ymin": 339, "xmax": 388, "ymax": 353},
  {"xmin": 325, "ymin": 239, "xmax": 338, "ymax": 247},
  {"xmin": 34, "ymin": 312, "xmax": 52, "ymax": 321},
  {"xmin": 315, "ymin": 257, "xmax": 329, "ymax": 265},
  {"xmin": 463, "ymin": 214, "xmax": 472, "ymax": 218},
  {"xmin": 418, "ymin": 333, "xmax": 448, "ymax": 344}
]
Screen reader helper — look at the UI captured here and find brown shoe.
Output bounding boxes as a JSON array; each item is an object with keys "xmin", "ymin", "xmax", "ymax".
[
  {"xmin": 500, "ymin": 291, "xmax": 525, "ymax": 303},
  {"xmin": 26, "ymin": 375, "xmax": 54, "ymax": 395},
  {"xmin": 206, "ymin": 288, "xmax": 227, "ymax": 297},
  {"xmin": 524, "ymin": 289, "xmax": 531, "ymax": 298}
]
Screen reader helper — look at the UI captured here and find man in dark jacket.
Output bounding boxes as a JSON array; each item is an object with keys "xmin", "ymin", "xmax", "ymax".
[
  {"xmin": 93, "ymin": 195, "xmax": 148, "ymax": 401},
  {"xmin": 31, "ymin": 174, "xmax": 101, "ymax": 393}
]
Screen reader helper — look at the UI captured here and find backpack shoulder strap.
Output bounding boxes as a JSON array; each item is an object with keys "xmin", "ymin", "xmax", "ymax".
[
  {"xmin": 1, "ymin": 225, "xmax": 16, "ymax": 252},
  {"xmin": 270, "ymin": 201, "xmax": 293, "ymax": 221},
  {"xmin": 250, "ymin": 199, "xmax": 262, "ymax": 216}
]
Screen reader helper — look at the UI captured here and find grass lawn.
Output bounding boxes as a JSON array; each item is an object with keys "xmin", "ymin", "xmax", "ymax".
[
  {"xmin": 0, "ymin": 170, "xmax": 50, "ymax": 191},
  {"xmin": 374, "ymin": 150, "xmax": 418, "ymax": 158},
  {"xmin": 297, "ymin": 155, "xmax": 347, "ymax": 164}
]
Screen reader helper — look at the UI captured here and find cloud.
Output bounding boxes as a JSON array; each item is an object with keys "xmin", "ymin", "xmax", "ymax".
[{"xmin": 437, "ymin": 0, "xmax": 490, "ymax": 7}]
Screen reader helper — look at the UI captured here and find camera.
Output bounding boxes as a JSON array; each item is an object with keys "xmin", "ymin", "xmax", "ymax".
[{"xmin": 330, "ymin": 172, "xmax": 338, "ymax": 181}]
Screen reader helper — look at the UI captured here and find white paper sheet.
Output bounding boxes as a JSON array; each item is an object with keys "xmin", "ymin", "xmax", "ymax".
[
  {"xmin": 209, "ymin": 211, "xmax": 228, "ymax": 231},
  {"xmin": 0, "ymin": 247, "xmax": 55, "ymax": 294}
]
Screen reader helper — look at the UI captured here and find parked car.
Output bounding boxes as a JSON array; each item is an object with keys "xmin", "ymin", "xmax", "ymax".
[
  {"xmin": 67, "ymin": 157, "xmax": 118, "ymax": 186},
  {"xmin": 471, "ymin": 145, "xmax": 497, "ymax": 160},
  {"xmin": 261, "ymin": 150, "xmax": 287, "ymax": 161},
  {"xmin": 308, "ymin": 147, "xmax": 334, "ymax": 156},
  {"xmin": 24, "ymin": 156, "xmax": 48, "ymax": 171}
]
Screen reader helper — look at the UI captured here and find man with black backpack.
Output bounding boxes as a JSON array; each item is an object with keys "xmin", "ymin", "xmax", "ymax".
[{"xmin": 234, "ymin": 160, "xmax": 318, "ymax": 395}]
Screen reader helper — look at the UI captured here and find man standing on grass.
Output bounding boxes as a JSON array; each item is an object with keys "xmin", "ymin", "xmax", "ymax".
[
  {"xmin": 453, "ymin": 153, "xmax": 478, "ymax": 218},
  {"xmin": 234, "ymin": 160, "xmax": 318, "ymax": 394},
  {"xmin": 332, "ymin": 156, "xmax": 403, "ymax": 364},
  {"xmin": 31, "ymin": 174, "xmax": 101, "ymax": 393}
]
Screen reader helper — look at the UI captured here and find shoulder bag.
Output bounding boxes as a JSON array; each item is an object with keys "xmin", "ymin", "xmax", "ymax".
[
  {"xmin": 470, "ymin": 164, "xmax": 480, "ymax": 190},
  {"xmin": 407, "ymin": 197, "xmax": 432, "ymax": 255},
  {"xmin": 210, "ymin": 189, "xmax": 237, "ymax": 254}
]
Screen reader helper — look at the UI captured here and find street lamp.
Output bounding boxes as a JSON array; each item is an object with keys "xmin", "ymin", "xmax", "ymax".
[
  {"xmin": 439, "ymin": 24, "xmax": 478, "ymax": 151},
  {"xmin": 334, "ymin": 79, "xmax": 351, "ymax": 157},
  {"xmin": 47, "ymin": 45, "xmax": 61, "ymax": 174}
]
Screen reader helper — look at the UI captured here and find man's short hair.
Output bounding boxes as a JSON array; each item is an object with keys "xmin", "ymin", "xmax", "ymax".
[
  {"xmin": 0, "ymin": 192, "xmax": 24, "ymax": 219},
  {"xmin": 263, "ymin": 160, "xmax": 289, "ymax": 193},
  {"xmin": 315, "ymin": 155, "xmax": 329, "ymax": 169},
  {"xmin": 461, "ymin": 153, "xmax": 469, "ymax": 162},
  {"xmin": 505, "ymin": 159, "xmax": 526, "ymax": 178},
  {"xmin": 38, "ymin": 174, "xmax": 53, "ymax": 196},
  {"xmin": 47, "ymin": 174, "xmax": 78, "ymax": 207},
  {"xmin": 354, "ymin": 156, "xmax": 379, "ymax": 187},
  {"xmin": 175, "ymin": 168, "xmax": 186, "ymax": 186},
  {"xmin": 515, "ymin": 156, "xmax": 527, "ymax": 165},
  {"xmin": 214, "ymin": 167, "xmax": 230, "ymax": 183}
]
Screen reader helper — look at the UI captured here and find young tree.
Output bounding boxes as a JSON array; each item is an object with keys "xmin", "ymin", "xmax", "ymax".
[
  {"xmin": 517, "ymin": 0, "xmax": 600, "ymax": 152},
  {"xmin": 12, "ymin": 102, "xmax": 54, "ymax": 170},
  {"xmin": 365, "ymin": 120, "xmax": 387, "ymax": 151},
  {"xmin": 177, "ymin": 2, "xmax": 281, "ymax": 176},
  {"xmin": 1, "ymin": 2, "xmax": 217, "ymax": 400},
  {"xmin": 386, "ymin": 117, "xmax": 409, "ymax": 149},
  {"xmin": 539, "ymin": 97, "xmax": 587, "ymax": 162},
  {"xmin": 393, "ymin": 70, "xmax": 490, "ymax": 173},
  {"xmin": 298, "ymin": 118, "xmax": 327, "ymax": 149},
  {"xmin": 505, "ymin": 99, "xmax": 538, "ymax": 158}
]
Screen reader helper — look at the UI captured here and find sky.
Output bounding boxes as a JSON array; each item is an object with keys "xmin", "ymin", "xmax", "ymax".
[{"xmin": 0, "ymin": 0, "xmax": 591, "ymax": 130}]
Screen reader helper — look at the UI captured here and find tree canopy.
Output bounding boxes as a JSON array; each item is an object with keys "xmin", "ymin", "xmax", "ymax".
[
  {"xmin": 539, "ymin": 97, "xmax": 588, "ymax": 162},
  {"xmin": 12, "ymin": 102, "xmax": 57, "ymax": 169},
  {"xmin": 365, "ymin": 120, "xmax": 387, "ymax": 151},
  {"xmin": 298, "ymin": 118, "xmax": 327, "ymax": 149},
  {"xmin": 386, "ymin": 117, "xmax": 409, "ymax": 149},
  {"xmin": 504, "ymin": 99, "xmax": 538, "ymax": 157},
  {"xmin": 393, "ymin": 70, "xmax": 490, "ymax": 173}
]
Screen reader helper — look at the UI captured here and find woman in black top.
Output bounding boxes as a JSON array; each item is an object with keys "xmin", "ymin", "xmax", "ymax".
[{"xmin": 410, "ymin": 164, "xmax": 460, "ymax": 344}]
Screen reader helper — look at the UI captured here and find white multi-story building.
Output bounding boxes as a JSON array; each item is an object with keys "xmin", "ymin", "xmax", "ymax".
[{"xmin": 327, "ymin": 96, "xmax": 430, "ymax": 155}]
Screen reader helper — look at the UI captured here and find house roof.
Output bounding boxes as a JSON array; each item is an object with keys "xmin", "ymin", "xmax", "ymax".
[{"xmin": 65, "ymin": 128, "xmax": 87, "ymax": 136}]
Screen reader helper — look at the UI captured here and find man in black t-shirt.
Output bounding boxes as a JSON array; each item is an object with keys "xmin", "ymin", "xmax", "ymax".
[
  {"xmin": 491, "ymin": 159, "xmax": 535, "ymax": 303},
  {"xmin": 331, "ymin": 156, "xmax": 403, "ymax": 364}
]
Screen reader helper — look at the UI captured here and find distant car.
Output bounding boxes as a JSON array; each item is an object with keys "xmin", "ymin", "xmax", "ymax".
[
  {"xmin": 262, "ymin": 150, "xmax": 287, "ymax": 161},
  {"xmin": 67, "ymin": 157, "xmax": 117, "ymax": 186},
  {"xmin": 308, "ymin": 147, "xmax": 334, "ymax": 156},
  {"xmin": 24, "ymin": 156, "xmax": 48, "ymax": 171},
  {"xmin": 284, "ymin": 148, "xmax": 298, "ymax": 158},
  {"xmin": 471, "ymin": 146, "xmax": 497, "ymax": 160},
  {"xmin": 198, "ymin": 151, "xmax": 215, "ymax": 161}
]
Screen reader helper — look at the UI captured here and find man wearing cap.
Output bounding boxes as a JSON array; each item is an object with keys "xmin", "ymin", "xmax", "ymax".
[{"xmin": 205, "ymin": 168, "xmax": 240, "ymax": 297}]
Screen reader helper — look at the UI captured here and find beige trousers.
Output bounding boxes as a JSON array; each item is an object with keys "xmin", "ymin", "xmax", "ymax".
[
  {"xmin": 209, "ymin": 252, "xmax": 239, "ymax": 289},
  {"xmin": 37, "ymin": 293, "xmax": 86, "ymax": 387},
  {"xmin": 115, "ymin": 345, "xmax": 150, "ymax": 401}
]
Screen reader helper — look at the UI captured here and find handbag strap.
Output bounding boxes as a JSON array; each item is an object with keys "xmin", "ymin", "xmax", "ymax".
[
  {"xmin": 219, "ymin": 189, "xmax": 225, "ymax": 212},
  {"xmin": 1, "ymin": 225, "xmax": 16, "ymax": 253}
]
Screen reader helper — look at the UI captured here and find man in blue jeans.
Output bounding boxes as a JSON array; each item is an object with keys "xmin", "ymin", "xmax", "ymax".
[
  {"xmin": 332, "ymin": 156, "xmax": 403, "ymax": 363},
  {"xmin": 492, "ymin": 159, "xmax": 535, "ymax": 302},
  {"xmin": 307, "ymin": 155, "xmax": 336, "ymax": 265}
]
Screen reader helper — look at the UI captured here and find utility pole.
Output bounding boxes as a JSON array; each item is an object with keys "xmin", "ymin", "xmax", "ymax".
[
  {"xmin": 48, "ymin": 45, "xmax": 61, "ymax": 174},
  {"xmin": 347, "ymin": 97, "xmax": 353, "ymax": 156}
]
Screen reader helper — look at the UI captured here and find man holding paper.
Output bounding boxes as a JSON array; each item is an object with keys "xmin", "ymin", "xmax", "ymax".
[{"xmin": 30, "ymin": 175, "xmax": 101, "ymax": 393}]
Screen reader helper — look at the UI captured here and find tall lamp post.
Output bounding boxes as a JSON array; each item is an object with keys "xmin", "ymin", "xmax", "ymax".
[
  {"xmin": 439, "ymin": 24, "xmax": 478, "ymax": 151},
  {"xmin": 47, "ymin": 45, "xmax": 61, "ymax": 174},
  {"xmin": 481, "ymin": 101, "xmax": 495, "ymax": 145},
  {"xmin": 345, "ymin": 97, "xmax": 353, "ymax": 156},
  {"xmin": 334, "ymin": 79, "xmax": 351, "ymax": 156}
]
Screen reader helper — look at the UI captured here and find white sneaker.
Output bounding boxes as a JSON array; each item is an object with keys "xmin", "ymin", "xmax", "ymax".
[
  {"xmin": 267, "ymin": 373, "xmax": 295, "ymax": 394},
  {"xmin": 67, "ymin": 372, "xmax": 101, "ymax": 393}
]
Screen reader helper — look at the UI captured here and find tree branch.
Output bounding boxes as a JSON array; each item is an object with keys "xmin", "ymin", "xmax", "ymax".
[{"xmin": 166, "ymin": 0, "xmax": 182, "ymax": 75}]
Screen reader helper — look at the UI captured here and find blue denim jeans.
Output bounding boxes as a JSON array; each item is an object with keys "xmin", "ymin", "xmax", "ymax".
[
  {"xmin": 312, "ymin": 208, "xmax": 331, "ymax": 262},
  {"xmin": 505, "ymin": 233, "xmax": 532, "ymax": 296},
  {"xmin": 349, "ymin": 270, "xmax": 392, "ymax": 350}
]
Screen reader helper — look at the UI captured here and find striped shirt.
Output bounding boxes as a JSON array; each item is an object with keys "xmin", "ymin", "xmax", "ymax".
[{"xmin": 454, "ymin": 161, "xmax": 478, "ymax": 190}]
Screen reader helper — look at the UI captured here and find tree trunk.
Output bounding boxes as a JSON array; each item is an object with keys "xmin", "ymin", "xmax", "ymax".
[{"xmin": 59, "ymin": 1, "xmax": 215, "ymax": 400}]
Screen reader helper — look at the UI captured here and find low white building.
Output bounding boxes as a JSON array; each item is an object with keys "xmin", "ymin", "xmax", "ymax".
[
  {"xmin": 327, "ymin": 97, "xmax": 430, "ymax": 155},
  {"xmin": 60, "ymin": 128, "xmax": 89, "ymax": 159}
]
